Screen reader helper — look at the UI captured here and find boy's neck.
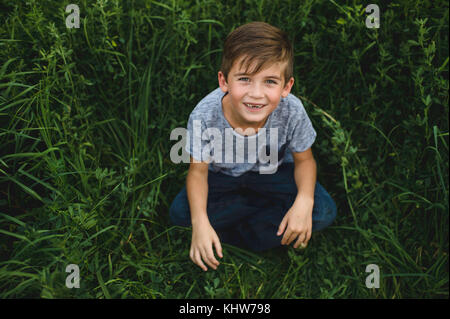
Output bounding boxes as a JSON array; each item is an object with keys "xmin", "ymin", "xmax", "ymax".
[{"xmin": 221, "ymin": 93, "xmax": 268, "ymax": 136}]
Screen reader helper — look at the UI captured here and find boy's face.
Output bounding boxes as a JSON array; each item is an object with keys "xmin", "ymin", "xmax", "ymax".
[{"xmin": 218, "ymin": 55, "xmax": 294, "ymax": 130}]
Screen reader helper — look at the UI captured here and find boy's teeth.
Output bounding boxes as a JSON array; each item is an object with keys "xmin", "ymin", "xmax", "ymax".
[{"xmin": 245, "ymin": 103, "xmax": 263, "ymax": 109}]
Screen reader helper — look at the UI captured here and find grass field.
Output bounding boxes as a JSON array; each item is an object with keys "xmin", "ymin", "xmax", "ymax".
[{"xmin": 0, "ymin": 0, "xmax": 448, "ymax": 298}]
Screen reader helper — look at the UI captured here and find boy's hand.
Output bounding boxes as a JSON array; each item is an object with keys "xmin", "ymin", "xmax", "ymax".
[
  {"xmin": 190, "ymin": 219, "xmax": 223, "ymax": 271},
  {"xmin": 277, "ymin": 198, "xmax": 313, "ymax": 248}
]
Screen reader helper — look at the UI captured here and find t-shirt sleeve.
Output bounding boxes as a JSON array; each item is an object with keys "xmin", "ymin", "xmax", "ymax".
[
  {"xmin": 185, "ymin": 112, "xmax": 210, "ymax": 162},
  {"xmin": 287, "ymin": 100, "xmax": 317, "ymax": 153}
]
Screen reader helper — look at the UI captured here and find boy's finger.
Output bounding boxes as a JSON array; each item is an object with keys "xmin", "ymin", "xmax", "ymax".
[
  {"xmin": 286, "ymin": 232, "xmax": 298, "ymax": 246},
  {"xmin": 194, "ymin": 250, "xmax": 208, "ymax": 271},
  {"xmin": 298, "ymin": 232, "xmax": 306, "ymax": 245},
  {"xmin": 277, "ymin": 216, "xmax": 288, "ymax": 236},
  {"xmin": 201, "ymin": 247, "xmax": 217, "ymax": 270},
  {"xmin": 281, "ymin": 229, "xmax": 292, "ymax": 245},
  {"xmin": 213, "ymin": 238, "xmax": 223, "ymax": 258},
  {"xmin": 306, "ymin": 230, "xmax": 312, "ymax": 243},
  {"xmin": 206, "ymin": 246, "xmax": 219, "ymax": 268},
  {"xmin": 294, "ymin": 240, "xmax": 307, "ymax": 249},
  {"xmin": 293, "ymin": 237, "xmax": 301, "ymax": 249},
  {"xmin": 294, "ymin": 234, "xmax": 306, "ymax": 248}
]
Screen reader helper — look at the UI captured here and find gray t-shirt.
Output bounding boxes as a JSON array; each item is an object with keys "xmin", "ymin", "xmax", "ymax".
[{"xmin": 185, "ymin": 87, "xmax": 316, "ymax": 177}]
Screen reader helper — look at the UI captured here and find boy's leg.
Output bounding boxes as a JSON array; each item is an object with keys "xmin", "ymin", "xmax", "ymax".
[
  {"xmin": 169, "ymin": 163, "xmax": 337, "ymax": 252},
  {"xmin": 241, "ymin": 162, "xmax": 337, "ymax": 252},
  {"xmin": 169, "ymin": 170, "xmax": 263, "ymax": 249}
]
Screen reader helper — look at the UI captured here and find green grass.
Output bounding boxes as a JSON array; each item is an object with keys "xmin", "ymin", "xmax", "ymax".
[{"xmin": 0, "ymin": 0, "xmax": 448, "ymax": 298}]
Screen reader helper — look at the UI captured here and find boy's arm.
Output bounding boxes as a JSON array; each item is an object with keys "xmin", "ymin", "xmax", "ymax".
[
  {"xmin": 277, "ymin": 148, "xmax": 316, "ymax": 248},
  {"xmin": 186, "ymin": 156, "xmax": 209, "ymax": 226},
  {"xmin": 292, "ymin": 147, "xmax": 316, "ymax": 203},
  {"xmin": 186, "ymin": 156, "xmax": 223, "ymax": 271}
]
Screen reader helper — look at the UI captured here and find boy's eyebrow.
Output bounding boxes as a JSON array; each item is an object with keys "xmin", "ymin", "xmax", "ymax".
[
  {"xmin": 265, "ymin": 76, "xmax": 282, "ymax": 80},
  {"xmin": 234, "ymin": 73, "xmax": 281, "ymax": 80},
  {"xmin": 234, "ymin": 72, "xmax": 252, "ymax": 77}
]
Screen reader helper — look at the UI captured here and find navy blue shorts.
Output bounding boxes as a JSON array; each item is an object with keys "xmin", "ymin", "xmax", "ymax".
[{"xmin": 169, "ymin": 162, "xmax": 337, "ymax": 252}]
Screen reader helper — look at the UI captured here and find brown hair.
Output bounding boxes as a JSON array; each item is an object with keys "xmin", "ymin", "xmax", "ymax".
[{"xmin": 220, "ymin": 21, "xmax": 294, "ymax": 86}]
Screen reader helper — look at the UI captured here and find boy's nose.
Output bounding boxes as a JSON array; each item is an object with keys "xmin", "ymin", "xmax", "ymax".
[{"xmin": 248, "ymin": 83, "xmax": 264, "ymax": 99}]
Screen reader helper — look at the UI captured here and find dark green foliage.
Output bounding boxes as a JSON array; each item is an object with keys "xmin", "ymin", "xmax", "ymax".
[{"xmin": 0, "ymin": 0, "xmax": 448, "ymax": 298}]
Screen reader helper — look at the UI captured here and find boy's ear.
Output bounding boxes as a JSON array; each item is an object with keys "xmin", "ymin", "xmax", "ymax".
[
  {"xmin": 281, "ymin": 77, "xmax": 294, "ymax": 98},
  {"xmin": 218, "ymin": 71, "xmax": 229, "ymax": 93}
]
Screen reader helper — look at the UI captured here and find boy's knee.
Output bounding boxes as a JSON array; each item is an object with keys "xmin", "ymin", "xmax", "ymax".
[
  {"xmin": 328, "ymin": 197, "xmax": 337, "ymax": 224},
  {"xmin": 312, "ymin": 185, "xmax": 337, "ymax": 231},
  {"xmin": 323, "ymin": 199, "xmax": 337, "ymax": 229},
  {"xmin": 169, "ymin": 188, "xmax": 191, "ymax": 227}
]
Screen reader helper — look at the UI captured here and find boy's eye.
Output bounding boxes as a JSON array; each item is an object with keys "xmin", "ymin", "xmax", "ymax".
[{"xmin": 239, "ymin": 78, "xmax": 277, "ymax": 84}]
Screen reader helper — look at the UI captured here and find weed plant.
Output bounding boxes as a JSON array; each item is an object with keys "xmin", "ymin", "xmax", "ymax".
[{"xmin": 0, "ymin": 0, "xmax": 448, "ymax": 298}]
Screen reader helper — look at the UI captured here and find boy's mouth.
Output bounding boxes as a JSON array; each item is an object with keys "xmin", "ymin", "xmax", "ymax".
[{"xmin": 244, "ymin": 102, "xmax": 266, "ymax": 110}]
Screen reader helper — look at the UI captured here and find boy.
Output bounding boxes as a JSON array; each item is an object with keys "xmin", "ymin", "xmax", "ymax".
[{"xmin": 170, "ymin": 22, "xmax": 337, "ymax": 271}]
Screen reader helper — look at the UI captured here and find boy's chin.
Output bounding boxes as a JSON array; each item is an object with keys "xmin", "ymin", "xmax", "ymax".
[{"xmin": 239, "ymin": 113, "xmax": 270, "ymax": 130}]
